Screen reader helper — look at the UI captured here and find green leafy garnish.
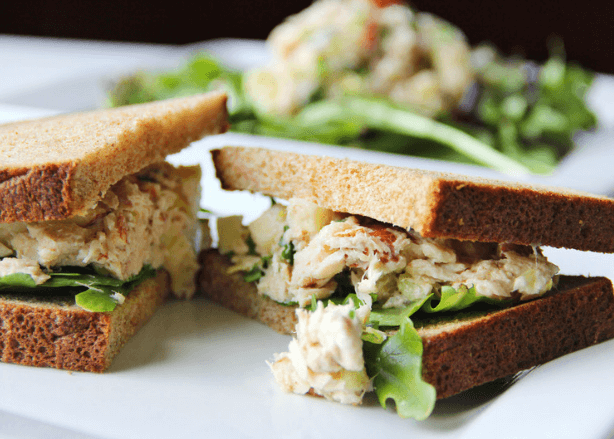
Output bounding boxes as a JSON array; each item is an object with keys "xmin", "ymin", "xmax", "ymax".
[
  {"xmin": 245, "ymin": 235, "xmax": 258, "ymax": 256},
  {"xmin": 0, "ymin": 265, "xmax": 157, "ymax": 312},
  {"xmin": 242, "ymin": 255, "xmax": 271, "ymax": 283},
  {"xmin": 107, "ymin": 45, "xmax": 595, "ymax": 175},
  {"xmin": 280, "ymin": 241, "xmax": 295, "ymax": 265},
  {"xmin": 278, "ymin": 226, "xmax": 296, "ymax": 265},
  {"xmin": 75, "ymin": 289, "xmax": 120, "ymax": 312},
  {"xmin": 243, "ymin": 264, "xmax": 265, "ymax": 283},
  {"xmin": 0, "ymin": 272, "xmax": 38, "ymax": 288},
  {"xmin": 361, "ymin": 326, "xmax": 387, "ymax": 344},
  {"xmin": 364, "ymin": 318, "xmax": 436, "ymax": 420},
  {"xmin": 369, "ymin": 295, "xmax": 432, "ymax": 327},
  {"xmin": 422, "ymin": 285, "xmax": 511, "ymax": 313}
]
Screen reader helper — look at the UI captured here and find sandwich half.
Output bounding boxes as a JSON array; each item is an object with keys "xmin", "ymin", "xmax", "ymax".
[
  {"xmin": 0, "ymin": 92, "xmax": 228, "ymax": 372},
  {"xmin": 200, "ymin": 146, "xmax": 614, "ymax": 419}
]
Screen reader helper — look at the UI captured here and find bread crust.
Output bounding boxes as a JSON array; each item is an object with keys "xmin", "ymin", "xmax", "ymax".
[
  {"xmin": 0, "ymin": 270, "xmax": 170, "ymax": 372},
  {"xmin": 0, "ymin": 92, "xmax": 229, "ymax": 224},
  {"xmin": 420, "ymin": 275, "xmax": 614, "ymax": 398},
  {"xmin": 212, "ymin": 147, "xmax": 614, "ymax": 253},
  {"xmin": 198, "ymin": 249, "xmax": 614, "ymax": 399}
]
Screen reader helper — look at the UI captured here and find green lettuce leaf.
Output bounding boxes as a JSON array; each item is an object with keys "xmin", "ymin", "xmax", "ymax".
[
  {"xmin": 0, "ymin": 272, "xmax": 39, "ymax": 288},
  {"xmin": 422, "ymin": 284, "xmax": 511, "ymax": 313},
  {"xmin": 369, "ymin": 295, "xmax": 432, "ymax": 327},
  {"xmin": 364, "ymin": 318, "xmax": 436, "ymax": 420},
  {"xmin": 75, "ymin": 289, "xmax": 121, "ymax": 312},
  {"xmin": 0, "ymin": 265, "xmax": 157, "ymax": 312}
]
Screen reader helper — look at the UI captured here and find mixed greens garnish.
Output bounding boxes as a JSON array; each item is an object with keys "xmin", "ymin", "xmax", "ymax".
[
  {"xmin": 0, "ymin": 265, "xmax": 157, "ymax": 312},
  {"xmin": 108, "ymin": 47, "xmax": 595, "ymax": 175}
]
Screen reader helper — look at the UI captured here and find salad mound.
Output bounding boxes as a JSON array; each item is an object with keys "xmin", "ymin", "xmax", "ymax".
[{"xmin": 108, "ymin": 0, "xmax": 596, "ymax": 175}]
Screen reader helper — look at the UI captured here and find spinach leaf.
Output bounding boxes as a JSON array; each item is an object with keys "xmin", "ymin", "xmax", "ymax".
[{"xmin": 0, "ymin": 265, "xmax": 157, "ymax": 312}]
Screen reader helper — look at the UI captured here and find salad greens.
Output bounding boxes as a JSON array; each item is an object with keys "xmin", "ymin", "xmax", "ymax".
[
  {"xmin": 363, "ymin": 283, "xmax": 514, "ymax": 419},
  {"xmin": 108, "ymin": 49, "xmax": 596, "ymax": 175},
  {"xmin": 0, "ymin": 265, "xmax": 157, "ymax": 312},
  {"xmin": 364, "ymin": 318, "xmax": 436, "ymax": 420}
]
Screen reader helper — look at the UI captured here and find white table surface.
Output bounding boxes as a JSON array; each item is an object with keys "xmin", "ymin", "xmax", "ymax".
[{"xmin": 1, "ymin": 34, "xmax": 614, "ymax": 439}]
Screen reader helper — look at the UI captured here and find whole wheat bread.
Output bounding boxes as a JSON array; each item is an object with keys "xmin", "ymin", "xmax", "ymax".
[
  {"xmin": 0, "ymin": 270, "xmax": 170, "ymax": 372},
  {"xmin": 198, "ymin": 250, "xmax": 614, "ymax": 399},
  {"xmin": 212, "ymin": 146, "xmax": 614, "ymax": 253},
  {"xmin": 0, "ymin": 92, "xmax": 229, "ymax": 224}
]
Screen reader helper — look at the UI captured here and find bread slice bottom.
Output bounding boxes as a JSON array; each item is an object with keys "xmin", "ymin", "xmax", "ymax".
[
  {"xmin": 198, "ymin": 249, "xmax": 614, "ymax": 399},
  {"xmin": 0, "ymin": 270, "xmax": 170, "ymax": 372}
]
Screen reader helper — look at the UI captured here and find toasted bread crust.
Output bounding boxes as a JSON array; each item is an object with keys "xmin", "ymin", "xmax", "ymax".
[
  {"xmin": 0, "ymin": 92, "xmax": 229, "ymax": 224},
  {"xmin": 420, "ymin": 275, "xmax": 614, "ymax": 398},
  {"xmin": 212, "ymin": 147, "xmax": 614, "ymax": 252},
  {"xmin": 0, "ymin": 270, "xmax": 170, "ymax": 372},
  {"xmin": 198, "ymin": 250, "xmax": 614, "ymax": 399}
]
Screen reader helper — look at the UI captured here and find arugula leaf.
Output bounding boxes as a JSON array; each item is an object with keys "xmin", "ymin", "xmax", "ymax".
[{"xmin": 364, "ymin": 318, "xmax": 436, "ymax": 420}]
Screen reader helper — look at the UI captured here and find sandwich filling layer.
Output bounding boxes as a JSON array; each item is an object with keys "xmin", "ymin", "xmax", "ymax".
[
  {"xmin": 219, "ymin": 198, "xmax": 560, "ymax": 410},
  {"xmin": 0, "ymin": 162, "xmax": 202, "ymax": 309}
]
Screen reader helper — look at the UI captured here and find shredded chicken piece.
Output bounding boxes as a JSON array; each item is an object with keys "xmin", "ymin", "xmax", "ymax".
[
  {"xmin": 290, "ymin": 217, "xmax": 410, "ymax": 306},
  {"xmin": 269, "ymin": 302, "xmax": 372, "ymax": 404}
]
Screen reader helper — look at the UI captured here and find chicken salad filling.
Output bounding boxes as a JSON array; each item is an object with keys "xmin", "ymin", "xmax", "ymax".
[
  {"xmin": 220, "ymin": 198, "xmax": 560, "ymax": 415},
  {"xmin": 223, "ymin": 198, "xmax": 558, "ymax": 307},
  {"xmin": 0, "ymin": 162, "xmax": 202, "ymax": 311}
]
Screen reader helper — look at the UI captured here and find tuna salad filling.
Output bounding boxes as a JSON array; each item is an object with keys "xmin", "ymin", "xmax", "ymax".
[
  {"xmin": 0, "ymin": 162, "xmax": 202, "ymax": 311},
  {"xmin": 220, "ymin": 198, "xmax": 560, "ymax": 416}
]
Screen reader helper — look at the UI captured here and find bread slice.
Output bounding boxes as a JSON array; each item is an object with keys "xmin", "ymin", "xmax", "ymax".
[
  {"xmin": 0, "ymin": 92, "xmax": 229, "ymax": 224},
  {"xmin": 212, "ymin": 146, "xmax": 614, "ymax": 253},
  {"xmin": 0, "ymin": 270, "xmax": 170, "ymax": 372},
  {"xmin": 198, "ymin": 249, "xmax": 614, "ymax": 399}
]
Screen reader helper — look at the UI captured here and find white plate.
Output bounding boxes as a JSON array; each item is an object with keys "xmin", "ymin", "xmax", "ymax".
[{"xmin": 1, "ymin": 101, "xmax": 614, "ymax": 439}]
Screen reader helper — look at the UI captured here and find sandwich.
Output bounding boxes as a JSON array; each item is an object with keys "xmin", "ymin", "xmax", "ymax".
[
  {"xmin": 200, "ymin": 146, "xmax": 614, "ymax": 419},
  {"xmin": 0, "ymin": 91, "xmax": 228, "ymax": 372}
]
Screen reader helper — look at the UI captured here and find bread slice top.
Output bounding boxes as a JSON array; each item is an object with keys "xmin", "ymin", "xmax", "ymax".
[
  {"xmin": 0, "ymin": 92, "xmax": 229, "ymax": 224},
  {"xmin": 212, "ymin": 146, "xmax": 614, "ymax": 253}
]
